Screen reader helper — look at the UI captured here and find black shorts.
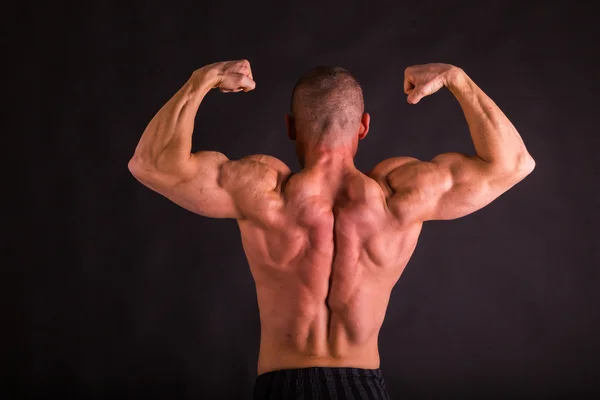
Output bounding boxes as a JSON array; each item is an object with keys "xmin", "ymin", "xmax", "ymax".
[{"xmin": 253, "ymin": 367, "xmax": 390, "ymax": 399}]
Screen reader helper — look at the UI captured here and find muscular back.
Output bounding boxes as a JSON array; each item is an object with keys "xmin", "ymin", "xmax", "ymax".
[
  {"xmin": 131, "ymin": 147, "xmax": 532, "ymax": 375},
  {"xmin": 237, "ymin": 163, "xmax": 423, "ymax": 375}
]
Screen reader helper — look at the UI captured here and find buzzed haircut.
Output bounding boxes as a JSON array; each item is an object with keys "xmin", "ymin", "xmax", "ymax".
[{"xmin": 290, "ymin": 66, "xmax": 364, "ymax": 137}]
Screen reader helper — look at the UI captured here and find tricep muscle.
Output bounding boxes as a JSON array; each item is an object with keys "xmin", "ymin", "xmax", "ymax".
[
  {"xmin": 375, "ymin": 153, "xmax": 526, "ymax": 222},
  {"xmin": 133, "ymin": 151, "xmax": 239, "ymax": 218},
  {"xmin": 131, "ymin": 151, "xmax": 284, "ymax": 220}
]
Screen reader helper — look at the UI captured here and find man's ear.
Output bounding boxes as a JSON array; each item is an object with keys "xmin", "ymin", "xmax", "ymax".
[
  {"xmin": 358, "ymin": 113, "xmax": 370, "ymax": 140},
  {"xmin": 285, "ymin": 114, "xmax": 296, "ymax": 141}
]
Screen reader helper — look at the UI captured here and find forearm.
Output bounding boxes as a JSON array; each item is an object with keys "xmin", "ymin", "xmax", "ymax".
[
  {"xmin": 129, "ymin": 66, "xmax": 217, "ymax": 177},
  {"xmin": 446, "ymin": 68, "xmax": 534, "ymax": 170}
]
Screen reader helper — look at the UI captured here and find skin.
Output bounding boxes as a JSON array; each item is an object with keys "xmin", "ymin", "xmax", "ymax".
[{"xmin": 129, "ymin": 60, "xmax": 536, "ymax": 375}]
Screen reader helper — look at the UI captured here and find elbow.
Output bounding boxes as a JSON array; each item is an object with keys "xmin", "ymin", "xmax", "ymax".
[
  {"xmin": 128, "ymin": 156, "xmax": 166, "ymax": 189},
  {"xmin": 491, "ymin": 152, "xmax": 536, "ymax": 181},
  {"xmin": 128, "ymin": 155, "xmax": 153, "ymax": 181},
  {"xmin": 128, "ymin": 155, "xmax": 141, "ymax": 177},
  {"xmin": 517, "ymin": 152, "xmax": 536, "ymax": 176},
  {"xmin": 507, "ymin": 151, "xmax": 536, "ymax": 182}
]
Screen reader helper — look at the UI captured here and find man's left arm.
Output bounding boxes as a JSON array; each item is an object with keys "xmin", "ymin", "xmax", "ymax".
[{"xmin": 128, "ymin": 60, "xmax": 277, "ymax": 219}]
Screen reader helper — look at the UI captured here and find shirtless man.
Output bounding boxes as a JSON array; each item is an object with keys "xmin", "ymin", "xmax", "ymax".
[{"xmin": 128, "ymin": 60, "xmax": 535, "ymax": 399}]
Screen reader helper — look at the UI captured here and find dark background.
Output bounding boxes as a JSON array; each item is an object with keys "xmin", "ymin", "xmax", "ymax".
[{"xmin": 8, "ymin": 0, "xmax": 599, "ymax": 398}]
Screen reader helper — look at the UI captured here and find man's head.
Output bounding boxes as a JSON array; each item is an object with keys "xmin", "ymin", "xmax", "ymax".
[{"xmin": 286, "ymin": 66, "xmax": 370, "ymax": 166}]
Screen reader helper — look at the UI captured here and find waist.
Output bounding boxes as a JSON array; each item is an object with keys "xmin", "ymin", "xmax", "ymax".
[{"xmin": 257, "ymin": 338, "xmax": 380, "ymax": 375}]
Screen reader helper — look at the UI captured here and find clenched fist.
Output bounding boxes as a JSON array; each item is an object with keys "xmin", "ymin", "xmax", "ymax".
[
  {"xmin": 203, "ymin": 59, "xmax": 256, "ymax": 93},
  {"xmin": 404, "ymin": 63, "xmax": 457, "ymax": 104}
]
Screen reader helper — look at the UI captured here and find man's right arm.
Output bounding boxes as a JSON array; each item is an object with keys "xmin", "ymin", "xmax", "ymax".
[{"xmin": 374, "ymin": 64, "xmax": 536, "ymax": 222}]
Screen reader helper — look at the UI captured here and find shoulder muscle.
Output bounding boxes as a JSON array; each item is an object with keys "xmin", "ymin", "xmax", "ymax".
[{"xmin": 221, "ymin": 154, "xmax": 291, "ymax": 222}]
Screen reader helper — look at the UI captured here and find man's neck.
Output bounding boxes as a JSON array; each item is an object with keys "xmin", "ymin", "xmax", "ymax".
[{"xmin": 302, "ymin": 145, "xmax": 356, "ymax": 175}]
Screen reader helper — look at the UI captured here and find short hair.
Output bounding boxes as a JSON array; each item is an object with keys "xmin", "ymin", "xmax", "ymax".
[{"xmin": 290, "ymin": 66, "xmax": 364, "ymax": 137}]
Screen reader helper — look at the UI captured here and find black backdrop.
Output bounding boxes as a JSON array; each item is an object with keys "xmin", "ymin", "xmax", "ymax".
[{"xmin": 9, "ymin": 1, "xmax": 599, "ymax": 398}]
